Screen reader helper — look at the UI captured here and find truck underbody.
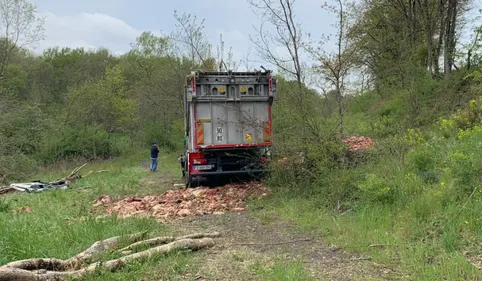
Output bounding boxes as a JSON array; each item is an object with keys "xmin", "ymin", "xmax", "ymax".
[{"xmin": 182, "ymin": 147, "xmax": 269, "ymax": 187}]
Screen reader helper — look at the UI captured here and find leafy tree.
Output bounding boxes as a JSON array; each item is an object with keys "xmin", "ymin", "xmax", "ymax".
[
  {"xmin": 0, "ymin": 0, "xmax": 44, "ymax": 83},
  {"xmin": 311, "ymin": 0, "xmax": 358, "ymax": 137}
]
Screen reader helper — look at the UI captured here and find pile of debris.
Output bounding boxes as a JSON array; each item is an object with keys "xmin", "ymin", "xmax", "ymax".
[
  {"xmin": 343, "ymin": 136, "xmax": 375, "ymax": 151},
  {"xmin": 92, "ymin": 182, "xmax": 270, "ymax": 221},
  {"xmin": 0, "ymin": 164, "xmax": 107, "ymax": 196}
]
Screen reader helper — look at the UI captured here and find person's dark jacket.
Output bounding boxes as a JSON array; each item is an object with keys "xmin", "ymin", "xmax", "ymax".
[{"xmin": 151, "ymin": 146, "xmax": 159, "ymax": 158}]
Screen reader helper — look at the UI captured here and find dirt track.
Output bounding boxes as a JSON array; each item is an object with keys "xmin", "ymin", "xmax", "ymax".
[
  {"xmin": 168, "ymin": 211, "xmax": 398, "ymax": 281},
  {"xmin": 132, "ymin": 162, "xmax": 399, "ymax": 280}
]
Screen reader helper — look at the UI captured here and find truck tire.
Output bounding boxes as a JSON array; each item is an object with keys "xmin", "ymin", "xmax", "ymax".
[{"xmin": 185, "ymin": 174, "xmax": 191, "ymax": 188}]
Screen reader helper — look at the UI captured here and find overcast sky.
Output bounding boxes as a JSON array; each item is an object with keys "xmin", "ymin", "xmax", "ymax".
[
  {"xmin": 31, "ymin": 0, "xmax": 336, "ymax": 68},
  {"xmin": 29, "ymin": 0, "xmax": 480, "ymax": 81}
]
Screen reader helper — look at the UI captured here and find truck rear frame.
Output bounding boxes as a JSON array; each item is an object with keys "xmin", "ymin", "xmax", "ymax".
[{"xmin": 181, "ymin": 70, "xmax": 276, "ymax": 187}]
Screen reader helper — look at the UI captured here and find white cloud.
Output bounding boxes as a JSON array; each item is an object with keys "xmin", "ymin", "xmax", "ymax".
[{"xmin": 34, "ymin": 11, "xmax": 145, "ymax": 54}]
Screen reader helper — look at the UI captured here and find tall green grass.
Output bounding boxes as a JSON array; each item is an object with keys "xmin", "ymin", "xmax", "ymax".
[
  {"xmin": 0, "ymin": 149, "xmax": 192, "ymax": 280},
  {"xmin": 257, "ymin": 98, "xmax": 482, "ymax": 280}
]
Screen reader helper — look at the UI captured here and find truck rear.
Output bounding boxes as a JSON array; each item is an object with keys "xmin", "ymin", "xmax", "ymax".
[{"xmin": 181, "ymin": 70, "xmax": 277, "ymax": 187}]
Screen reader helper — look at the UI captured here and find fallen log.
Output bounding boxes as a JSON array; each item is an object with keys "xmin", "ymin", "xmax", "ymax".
[
  {"xmin": 1, "ymin": 258, "xmax": 66, "ymax": 271},
  {"xmin": 64, "ymin": 231, "xmax": 148, "ymax": 269},
  {"xmin": 0, "ymin": 187, "xmax": 15, "ymax": 195},
  {"xmin": 2, "ymin": 231, "xmax": 148, "ymax": 272},
  {"xmin": 0, "ymin": 232, "xmax": 218, "ymax": 281},
  {"xmin": 118, "ymin": 232, "xmax": 221, "ymax": 254}
]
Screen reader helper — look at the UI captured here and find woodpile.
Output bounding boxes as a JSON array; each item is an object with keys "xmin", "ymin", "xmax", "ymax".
[
  {"xmin": 92, "ymin": 182, "xmax": 270, "ymax": 221},
  {"xmin": 0, "ymin": 232, "xmax": 219, "ymax": 281}
]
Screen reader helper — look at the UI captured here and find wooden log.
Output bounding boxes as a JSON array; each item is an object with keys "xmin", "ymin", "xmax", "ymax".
[
  {"xmin": 0, "ymin": 237, "xmax": 215, "ymax": 281},
  {"xmin": 117, "ymin": 232, "xmax": 220, "ymax": 254},
  {"xmin": 64, "ymin": 231, "xmax": 147, "ymax": 269}
]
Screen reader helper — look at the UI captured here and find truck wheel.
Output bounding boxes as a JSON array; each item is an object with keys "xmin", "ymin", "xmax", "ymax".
[{"xmin": 185, "ymin": 175, "xmax": 191, "ymax": 188}]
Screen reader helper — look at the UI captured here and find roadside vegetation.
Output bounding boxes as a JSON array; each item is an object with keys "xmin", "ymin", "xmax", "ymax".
[{"xmin": 1, "ymin": 0, "xmax": 482, "ymax": 280}]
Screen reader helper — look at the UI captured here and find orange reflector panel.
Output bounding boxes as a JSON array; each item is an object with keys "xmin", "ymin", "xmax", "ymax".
[{"xmin": 196, "ymin": 123, "xmax": 204, "ymax": 145}]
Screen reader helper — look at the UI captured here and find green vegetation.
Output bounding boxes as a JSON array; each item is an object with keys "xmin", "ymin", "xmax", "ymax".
[
  {"xmin": 250, "ymin": 259, "xmax": 316, "ymax": 281},
  {"xmin": 1, "ymin": 0, "xmax": 482, "ymax": 280},
  {"xmin": 0, "ymin": 150, "xmax": 201, "ymax": 280},
  {"xmin": 256, "ymin": 6, "xmax": 482, "ymax": 280}
]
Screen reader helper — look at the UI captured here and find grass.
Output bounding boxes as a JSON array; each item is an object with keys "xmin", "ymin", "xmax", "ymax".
[
  {"xmin": 1, "ymin": 147, "xmax": 319, "ymax": 281},
  {"xmin": 0, "ymin": 149, "xmax": 201, "ymax": 280},
  {"xmin": 253, "ymin": 188, "xmax": 482, "ymax": 280},
  {"xmin": 250, "ymin": 96, "xmax": 482, "ymax": 280},
  {"xmin": 249, "ymin": 259, "xmax": 316, "ymax": 281}
]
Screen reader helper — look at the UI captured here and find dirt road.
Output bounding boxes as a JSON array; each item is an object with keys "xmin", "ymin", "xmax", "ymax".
[
  {"xmin": 168, "ymin": 211, "xmax": 397, "ymax": 281},
  {"xmin": 133, "ymin": 162, "xmax": 399, "ymax": 280}
]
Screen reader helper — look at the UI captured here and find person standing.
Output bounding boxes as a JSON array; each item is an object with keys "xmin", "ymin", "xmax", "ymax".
[{"xmin": 150, "ymin": 142, "xmax": 160, "ymax": 172}]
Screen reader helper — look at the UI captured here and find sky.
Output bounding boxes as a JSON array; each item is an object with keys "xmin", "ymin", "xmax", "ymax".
[
  {"xmin": 31, "ymin": 0, "xmax": 336, "ymax": 69},
  {"xmin": 28, "ymin": 0, "xmax": 481, "ymax": 85}
]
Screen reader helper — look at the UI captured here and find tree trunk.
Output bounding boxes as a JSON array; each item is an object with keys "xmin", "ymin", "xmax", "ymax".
[
  {"xmin": 434, "ymin": 0, "xmax": 447, "ymax": 76},
  {"xmin": 444, "ymin": 0, "xmax": 457, "ymax": 77},
  {"xmin": 0, "ymin": 233, "xmax": 218, "ymax": 281},
  {"xmin": 337, "ymin": 86, "xmax": 344, "ymax": 138},
  {"xmin": 420, "ymin": 0, "xmax": 434, "ymax": 76}
]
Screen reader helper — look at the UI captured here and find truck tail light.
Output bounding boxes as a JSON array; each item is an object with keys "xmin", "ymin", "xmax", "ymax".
[
  {"xmin": 193, "ymin": 158, "xmax": 208, "ymax": 164},
  {"xmin": 189, "ymin": 152, "xmax": 206, "ymax": 163}
]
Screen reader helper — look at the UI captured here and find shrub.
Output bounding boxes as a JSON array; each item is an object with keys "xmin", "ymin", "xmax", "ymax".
[
  {"xmin": 357, "ymin": 173, "xmax": 394, "ymax": 204},
  {"xmin": 0, "ymin": 154, "xmax": 39, "ymax": 182},
  {"xmin": 140, "ymin": 120, "xmax": 184, "ymax": 151},
  {"xmin": 407, "ymin": 146, "xmax": 439, "ymax": 184},
  {"xmin": 38, "ymin": 125, "xmax": 119, "ymax": 163}
]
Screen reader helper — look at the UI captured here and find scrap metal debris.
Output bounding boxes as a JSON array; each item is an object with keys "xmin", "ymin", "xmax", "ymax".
[
  {"xmin": 343, "ymin": 136, "xmax": 375, "ymax": 151},
  {"xmin": 9, "ymin": 181, "xmax": 69, "ymax": 193},
  {"xmin": 92, "ymin": 182, "xmax": 270, "ymax": 221},
  {"xmin": 1, "ymin": 164, "xmax": 107, "ymax": 195}
]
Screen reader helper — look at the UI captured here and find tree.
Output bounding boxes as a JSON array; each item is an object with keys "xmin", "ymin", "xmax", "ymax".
[
  {"xmin": 215, "ymin": 34, "xmax": 237, "ymax": 71},
  {"xmin": 465, "ymin": 24, "xmax": 482, "ymax": 70},
  {"xmin": 65, "ymin": 65, "xmax": 136, "ymax": 135},
  {"xmin": 248, "ymin": 0, "xmax": 324, "ymax": 140},
  {"xmin": 248, "ymin": 0, "xmax": 304, "ymax": 83},
  {"xmin": 312, "ymin": 0, "xmax": 358, "ymax": 137},
  {"xmin": 0, "ymin": 0, "xmax": 44, "ymax": 83},
  {"xmin": 171, "ymin": 11, "xmax": 211, "ymax": 68}
]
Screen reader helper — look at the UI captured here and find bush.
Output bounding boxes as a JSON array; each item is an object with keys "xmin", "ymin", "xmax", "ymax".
[
  {"xmin": 0, "ymin": 154, "xmax": 39, "ymax": 182},
  {"xmin": 140, "ymin": 120, "xmax": 184, "ymax": 151},
  {"xmin": 0, "ymin": 104, "xmax": 54, "ymax": 156},
  {"xmin": 38, "ymin": 125, "xmax": 119, "ymax": 163},
  {"xmin": 407, "ymin": 146, "xmax": 439, "ymax": 183},
  {"xmin": 357, "ymin": 173, "xmax": 394, "ymax": 204}
]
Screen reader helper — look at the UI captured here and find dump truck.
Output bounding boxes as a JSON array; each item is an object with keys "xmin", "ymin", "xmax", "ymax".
[{"xmin": 181, "ymin": 70, "xmax": 277, "ymax": 187}]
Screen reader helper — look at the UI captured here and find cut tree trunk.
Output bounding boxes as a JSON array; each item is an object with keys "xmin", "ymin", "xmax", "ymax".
[
  {"xmin": 118, "ymin": 231, "xmax": 220, "ymax": 254},
  {"xmin": 0, "ymin": 232, "xmax": 219, "ymax": 281}
]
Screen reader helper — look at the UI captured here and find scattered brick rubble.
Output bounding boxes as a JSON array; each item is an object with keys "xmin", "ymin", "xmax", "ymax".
[
  {"xmin": 92, "ymin": 182, "xmax": 270, "ymax": 222},
  {"xmin": 343, "ymin": 136, "xmax": 375, "ymax": 151}
]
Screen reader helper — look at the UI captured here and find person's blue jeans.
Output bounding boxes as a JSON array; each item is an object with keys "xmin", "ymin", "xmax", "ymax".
[{"xmin": 150, "ymin": 158, "xmax": 158, "ymax": 172}]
